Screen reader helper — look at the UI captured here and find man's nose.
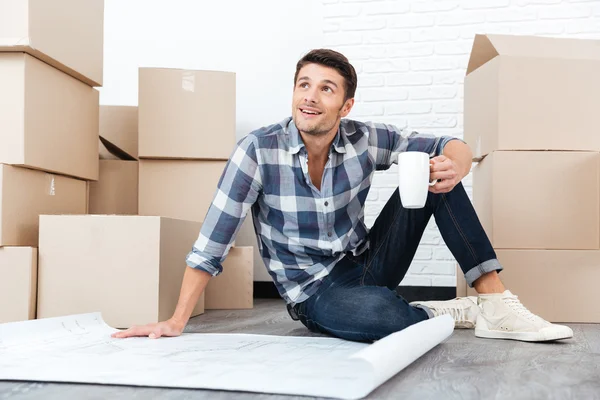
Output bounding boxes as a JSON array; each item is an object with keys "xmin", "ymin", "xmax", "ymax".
[{"xmin": 304, "ymin": 88, "xmax": 318, "ymax": 104}]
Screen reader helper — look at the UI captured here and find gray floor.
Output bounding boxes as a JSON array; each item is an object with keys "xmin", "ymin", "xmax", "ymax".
[{"xmin": 2, "ymin": 298, "xmax": 600, "ymax": 400}]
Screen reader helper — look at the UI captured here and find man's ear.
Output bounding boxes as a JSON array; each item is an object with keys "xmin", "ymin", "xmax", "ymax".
[{"xmin": 340, "ymin": 98, "xmax": 355, "ymax": 117}]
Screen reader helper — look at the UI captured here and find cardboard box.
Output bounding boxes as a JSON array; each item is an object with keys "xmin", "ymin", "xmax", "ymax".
[
  {"xmin": 464, "ymin": 34, "xmax": 600, "ymax": 160},
  {"xmin": 0, "ymin": 0, "xmax": 104, "ymax": 87},
  {"xmin": 0, "ymin": 247, "xmax": 37, "ymax": 323},
  {"xmin": 37, "ymin": 215, "xmax": 205, "ymax": 328},
  {"xmin": 466, "ymin": 249, "xmax": 600, "ymax": 323},
  {"xmin": 88, "ymin": 160, "xmax": 139, "ymax": 215},
  {"xmin": 0, "ymin": 53, "xmax": 99, "ymax": 180},
  {"xmin": 138, "ymin": 68, "xmax": 235, "ymax": 159},
  {"xmin": 99, "ymin": 106, "xmax": 138, "ymax": 159},
  {"xmin": 473, "ymin": 151, "xmax": 599, "ymax": 250},
  {"xmin": 205, "ymin": 247, "xmax": 254, "ymax": 310},
  {"xmin": 138, "ymin": 160, "xmax": 226, "ymax": 223},
  {"xmin": 0, "ymin": 164, "xmax": 87, "ymax": 246}
]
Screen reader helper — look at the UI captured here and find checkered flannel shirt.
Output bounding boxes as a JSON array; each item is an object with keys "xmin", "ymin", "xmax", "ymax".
[{"xmin": 186, "ymin": 117, "xmax": 459, "ymax": 305}]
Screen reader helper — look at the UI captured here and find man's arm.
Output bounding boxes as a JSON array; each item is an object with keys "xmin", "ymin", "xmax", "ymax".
[
  {"xmin": 429, "ymin": 139, "xmax": 473, "ymax": 194},
  {"xmin": 368, "ymin": 122, "xmax": 462, "ymax": 169},
  {"xmin": 112, "ymin": 135, "xmax": 262, "ymax": 339},
  {"xmin": 441, "ymin": 139, "xmax": 472, "ymax": 180},
  {"xmin": 367, "ymin": 122, "xmax": 470, "ymax": 194},
  {"xmin": 112, "ymin": 266, "xmax": 211, "ymax": 339},
  {"xmin": 185, "ymin": 135, "xmax": 263, "ymax": 276}
]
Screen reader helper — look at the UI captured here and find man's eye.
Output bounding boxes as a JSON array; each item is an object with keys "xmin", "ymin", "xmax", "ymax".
[
  {"xmin": 323, "ymin": 87, "xmax": 332, "ymax": 92},
  {"xmin": 300, "ymin": 83, "xmax": 309, "ymax": 88}
]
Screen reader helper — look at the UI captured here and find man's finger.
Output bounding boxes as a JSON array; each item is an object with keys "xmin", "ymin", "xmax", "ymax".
[
  {"xmin": 111, "ymin": 327, "xmax": 134, "ymax": 338},
  {"xmin": 149, "ymin": 328, "xmax": 162, "ymax": 339},
  {"xmin": 429, "ymin": 179, "xmax": 455, "ymax": 193},
  {"xmin": 111, "ymin": 325, "xmax": 153, "ymax": 338},
  {"xmin": 430, "ymin": 169, "xmax": 456, "ymax": 181},
  {"xmin": 430, "ymin": 158, "xmax": 452, "ymax": 172}
]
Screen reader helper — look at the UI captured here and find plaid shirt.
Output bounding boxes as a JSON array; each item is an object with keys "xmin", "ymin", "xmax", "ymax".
[{"xmin": 186, "ymin": 117, "xmax": 459, "ymax": 305}]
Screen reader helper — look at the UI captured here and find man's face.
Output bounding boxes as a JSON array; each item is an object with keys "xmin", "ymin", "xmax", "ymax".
[{"xmin": 292, "ymin": 63, "xmax": 353, "ymax": 137}]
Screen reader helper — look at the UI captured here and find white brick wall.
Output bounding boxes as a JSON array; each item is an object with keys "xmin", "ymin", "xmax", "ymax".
[{"xmin": 322, "ymin": 0, "xmax": 600, "ymax": 287}]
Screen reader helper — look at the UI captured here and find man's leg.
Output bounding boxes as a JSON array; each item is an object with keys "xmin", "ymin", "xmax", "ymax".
[
  {"xmin": 293, "ymin": 256, "xmax": 429, "ymax": 342},
  {"xmin": 388, "ymin": 182, "xmax": 573, "ymax": 341},
  {"xmin": 354, "ymin": 182, "xmax": 488, "ymax": 328},
  {"xmin": 295, "ymin": 182, "xmax": 505, "ymax": 340},
  {"xmin": 359, "ymin": 182, "xmax": 502, "ymax": 290}
]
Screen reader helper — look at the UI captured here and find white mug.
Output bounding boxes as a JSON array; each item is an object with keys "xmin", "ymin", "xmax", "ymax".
[{"xmin": 397, "ymin": 152, "xmax": 436, "ymax": 209}]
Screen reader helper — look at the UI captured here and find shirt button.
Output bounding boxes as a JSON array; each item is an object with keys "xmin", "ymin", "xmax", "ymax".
[
  {"xmin": 328, "ymin": 232, "xmax": 332, "ymax": 237},
  {"xmin": 324, "ymin": 201, "xmax": 329, "ymax": 206}
]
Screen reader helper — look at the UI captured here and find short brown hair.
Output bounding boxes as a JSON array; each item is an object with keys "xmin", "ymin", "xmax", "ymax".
[{"xmin": 294, "ymin": 49, "xmax": 357, "ymax": 102}]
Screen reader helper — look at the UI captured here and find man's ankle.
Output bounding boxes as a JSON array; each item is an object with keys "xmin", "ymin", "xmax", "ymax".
[{"xmin": 473, "ymin": 271, "xmax": 505, "ymax": 294}]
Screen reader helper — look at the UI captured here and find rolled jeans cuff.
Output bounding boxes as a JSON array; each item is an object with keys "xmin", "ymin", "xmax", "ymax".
[
  {"xmin": 413, "ymin": 304, "xmax": 435, "ymax": 319},
  {"xmin": 464, "ymin": 259, "xmax": 503, "ymax": 288}
]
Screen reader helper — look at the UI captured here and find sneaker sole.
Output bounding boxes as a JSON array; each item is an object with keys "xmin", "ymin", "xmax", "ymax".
[
  {"xmin": 475, "ymin": 315, "xmax": 573, "ymax": 342},
  {"xmin": 474, "ymin": 328, "xmax": 572, "ymax": 342},
  {"xmin": 456, "ymin": 322, "xmax": 475, "ymax": 329}
]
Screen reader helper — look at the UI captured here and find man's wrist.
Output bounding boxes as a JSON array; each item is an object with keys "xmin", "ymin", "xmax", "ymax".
[{"xmin": 168, "ymin": 316, "xmax": 187, "ymax": 332}]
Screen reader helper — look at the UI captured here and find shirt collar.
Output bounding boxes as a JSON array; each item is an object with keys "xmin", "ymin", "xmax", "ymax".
[{"xmin": 286, "ymin": 119, "xmax": 347, "ymax": 155}]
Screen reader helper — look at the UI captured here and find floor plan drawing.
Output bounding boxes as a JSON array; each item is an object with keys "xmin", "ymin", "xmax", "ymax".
[{"xmin": 0, "ymin": 312, "xmax": 454, "ymax": 399}]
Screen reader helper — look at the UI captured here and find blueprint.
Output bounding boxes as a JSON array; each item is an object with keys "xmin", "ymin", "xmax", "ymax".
[{"xmin": 0, "ymin": 312, "xmax": 454, "ymax": 399}]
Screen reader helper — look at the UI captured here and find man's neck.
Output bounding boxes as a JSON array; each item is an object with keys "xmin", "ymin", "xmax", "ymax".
[{"xmin": 300, "ymin": 126, "xmax": 338, "ymax": 161}]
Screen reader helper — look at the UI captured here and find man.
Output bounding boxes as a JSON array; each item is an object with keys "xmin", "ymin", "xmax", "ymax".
[{"xmin": 113, "ymin": 49, "xmax": 572, "ymax": 343}]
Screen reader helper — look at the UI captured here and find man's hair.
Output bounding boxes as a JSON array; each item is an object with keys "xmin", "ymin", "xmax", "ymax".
[{"xmin": 294, "ymin": 49, "xmax": 357, "ymax": 102}]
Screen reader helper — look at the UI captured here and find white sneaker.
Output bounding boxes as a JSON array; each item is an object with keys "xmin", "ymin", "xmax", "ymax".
[
  {"xmin": 475, "ymin": 290, "xmax": 573, "ymax": 342},
  {"xmin": 410, "ymin": 297, "xmax": 480, "ymax": 329}
]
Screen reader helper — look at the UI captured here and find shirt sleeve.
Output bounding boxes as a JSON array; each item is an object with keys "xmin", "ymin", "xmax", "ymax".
[
  {"xmin": 367, "ymin": 122, "xmax": 465, "ymax": 169},
  {"xmin": 185, "ymin": 135, "xmax": 262, "ymax": 276}
]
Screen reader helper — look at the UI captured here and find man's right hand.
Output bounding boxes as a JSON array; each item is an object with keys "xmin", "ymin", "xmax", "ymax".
[
  {"xmin": 110, "ymin": 266, "xmax": 212, "ymax": 340},
  {"xmin": 111, "ymin": 318, "xmax": 185, "ymax": 339}
]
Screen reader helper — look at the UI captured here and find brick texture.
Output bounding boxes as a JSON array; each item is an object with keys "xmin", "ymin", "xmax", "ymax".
[{"xmin": 322, "ymin": 0, "xmax": 600, "ymax": 287}]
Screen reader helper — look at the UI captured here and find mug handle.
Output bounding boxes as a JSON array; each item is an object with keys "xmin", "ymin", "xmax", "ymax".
[{"xmin": 428, "ymin": 161, "xmax": 437, "ymax": 186}]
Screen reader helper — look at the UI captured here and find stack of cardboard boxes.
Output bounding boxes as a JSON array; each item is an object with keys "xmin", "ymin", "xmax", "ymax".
[
  {"xmin": 91, "ymin": 105, "xmax": 139, "ymax": 215},
  {"xmin": 0, "ymin": 0, "xmax": 103, "ymax": 323},
  {"xmin": 459, "ymin": 34, "xmax": 600, "ymax": 323},
  {"xmin": 136, "ymin": 66, "xmax": 254, "ymax": 311},
  {"xmin": 35, "ymin": 69, "xmax": 255, "ymax": 329},
  {"xmin": 1, "ymin": 2, "xmax": 254, "ymax": 328}
]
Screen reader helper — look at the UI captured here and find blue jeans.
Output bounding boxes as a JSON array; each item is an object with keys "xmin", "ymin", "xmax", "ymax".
[{"xmin": 288, "ymin": 182, "xmax": 502, "ymax": 342}]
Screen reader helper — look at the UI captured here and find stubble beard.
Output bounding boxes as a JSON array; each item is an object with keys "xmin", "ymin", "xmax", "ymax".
[
  {"xmin": 296, "ymin": 110, "xmax": 341, "ymax": 137},
  {"xmin": 300, "ymin": 120, "xmax": 334, "ymax": 136}
]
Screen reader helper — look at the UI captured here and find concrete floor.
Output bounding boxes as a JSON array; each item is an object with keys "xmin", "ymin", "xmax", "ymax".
[{"xmin": 1, "ymin": 298, "xmax": 600, "ymax": 400}]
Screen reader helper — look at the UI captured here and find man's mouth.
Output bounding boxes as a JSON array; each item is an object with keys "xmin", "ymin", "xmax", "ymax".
[{"xmin": 300, "ymin": 107, "xmax": 322, "ymax": 116}]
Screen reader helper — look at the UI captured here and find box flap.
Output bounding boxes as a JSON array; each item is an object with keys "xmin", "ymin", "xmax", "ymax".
[
  {"xmin": 99, "ymin": 105, "xmax": 138, "ymax": 159},
  {"xmin": 466, "ymin": 34, "xmax": 499, "ymax": 76},
  {"xmin": 99, "ymin": 137, "xmax": 136, "ymax": 161},
  {"xmin": 467, "ymin": 34, "xmax": 600, "ymax": 75}
]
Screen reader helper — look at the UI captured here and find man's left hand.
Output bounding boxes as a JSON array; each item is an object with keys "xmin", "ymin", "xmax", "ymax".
[{"xmin": 429, "ymin": 155, "xmax": 461, "ymax": 194}]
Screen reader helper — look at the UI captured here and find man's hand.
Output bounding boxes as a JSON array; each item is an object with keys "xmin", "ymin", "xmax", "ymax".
[
  {"xmin": 111, "ymin": 318, "xmax": 185, "ymax": 339},
  {"xmin": 429, "ymin": 155, "xmax": 460, "ymax": 194},
  {"xmin": 109, "ymin": 267, "xmax": 211, "ymax": 339}
]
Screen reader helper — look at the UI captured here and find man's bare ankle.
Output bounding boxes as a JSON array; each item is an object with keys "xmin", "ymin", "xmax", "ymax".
[{"xmin": 473, "ymin": 271, "xmax": 505, "ymax": 294}]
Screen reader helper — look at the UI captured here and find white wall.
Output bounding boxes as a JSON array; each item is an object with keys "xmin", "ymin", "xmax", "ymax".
[
  {"xmin": 99, "ymin": 0, "xmax": 324, "ymax": 142},
  {"xmin": 322, "ymin": 0, "xmax": 600, "ymax": 287},
  {"xmin": 102, "ymin": 0, "xmax": 600, "ymax": 286}
]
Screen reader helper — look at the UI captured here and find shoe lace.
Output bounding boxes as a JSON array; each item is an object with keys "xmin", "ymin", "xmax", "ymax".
[
  {"xmin": 436, "ymin": 304, "xmax": 467, "ymax": 322},
  {"xmin": 503, "ymin": 295, "xmax": 540, "ymax": 322}
]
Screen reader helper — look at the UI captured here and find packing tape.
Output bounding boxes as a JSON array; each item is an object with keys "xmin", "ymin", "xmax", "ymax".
[
  {"xmin": 46, "ymin": 174, "xmax": 56, "ymax": 196},
  {"xmin": 182, "ymin": 71, "xmax": 195, "ymax": 92}
]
